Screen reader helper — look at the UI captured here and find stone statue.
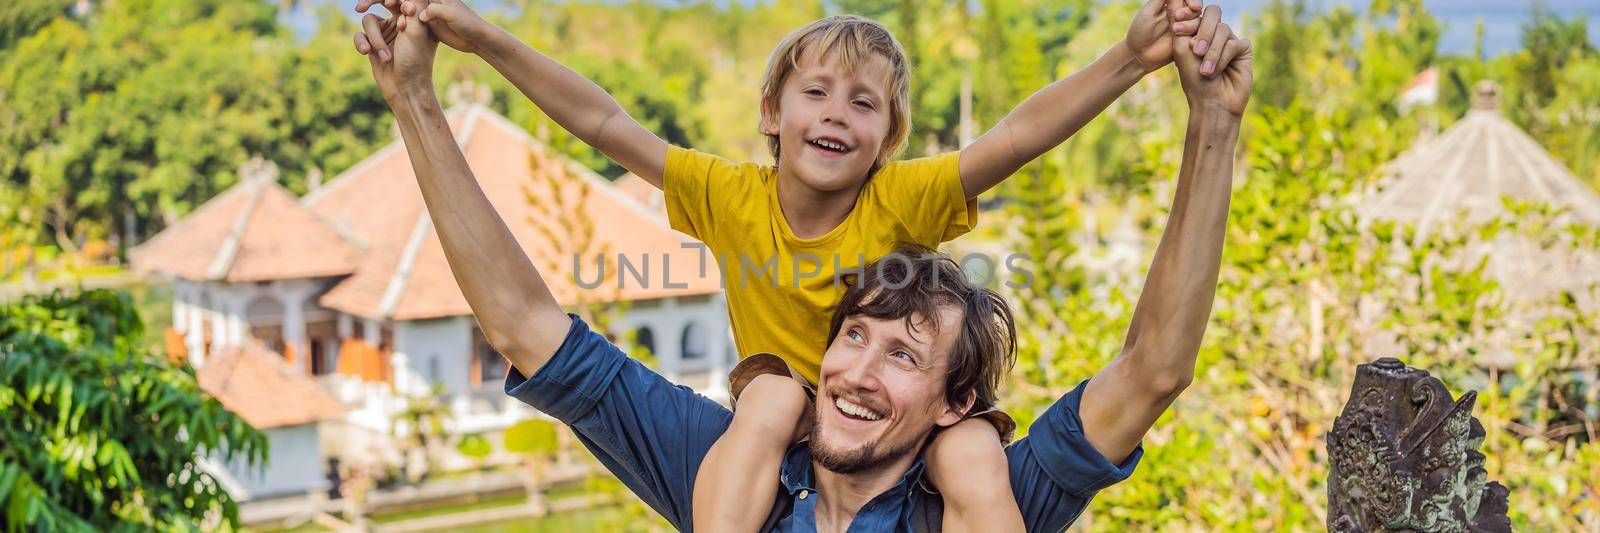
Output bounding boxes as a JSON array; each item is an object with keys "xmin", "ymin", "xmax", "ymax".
[{"xmin": 1327, "ymin": 357, "xmax": 1512, "ymax": 532}]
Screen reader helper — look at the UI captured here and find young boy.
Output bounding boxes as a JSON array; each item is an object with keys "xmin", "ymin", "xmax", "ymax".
[{"xmin": 358, "ymin": 0, "xmax": 1209, "ymax": 529}]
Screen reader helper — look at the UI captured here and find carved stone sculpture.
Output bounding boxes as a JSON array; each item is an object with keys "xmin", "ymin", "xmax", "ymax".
[{"xmin": 1327, "ymin": 357, "xmax": 1512, "ymax": 532}]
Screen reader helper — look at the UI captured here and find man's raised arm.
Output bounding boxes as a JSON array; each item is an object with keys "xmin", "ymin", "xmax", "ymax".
[
  {"xmin": 1077, "ymin": 22, "xmax": 1252, "ymax": 464},
  {"xmin": 356, "ymin": 12, "xmax": 572, "ymax": 376}
]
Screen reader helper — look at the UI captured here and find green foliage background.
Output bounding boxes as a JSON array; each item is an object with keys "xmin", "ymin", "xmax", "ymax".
[
  {"xmin": 3, "ymin": 0, "xmax": 1599, "ymax": 529},
  {"xmin": 0, "ymin": 290, "xmax": 268, "ymax": 530}
]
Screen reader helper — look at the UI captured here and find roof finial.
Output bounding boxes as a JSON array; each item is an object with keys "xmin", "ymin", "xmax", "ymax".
[
  {"xmin": 238, "ymin": 155, "xmax": 278, "ymax": 185},
  {"xmin": 446, "ymin": 80, "xmax": 492, "ymax": 109},
  {"xmin": 1472, "ymin": 80, "xmax": 1501, "ymax": 111}
]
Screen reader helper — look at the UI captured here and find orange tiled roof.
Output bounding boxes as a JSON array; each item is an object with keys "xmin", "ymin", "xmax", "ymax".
[
  {"xmin": 307, "ymin": 105, "xmax": 721, "ymax": 321},
  {"xmin": 197, "ymin": 344, "xmax": 346, "ymax": 429},
  {"xmin": 132, "ymin": 175, "xmax": 362, "ymax": 282}
]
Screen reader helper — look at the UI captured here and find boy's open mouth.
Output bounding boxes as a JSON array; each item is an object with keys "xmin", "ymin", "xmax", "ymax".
[{"xmin": 808, "ymin": 136, "xmax": 851, "ymax": 155}]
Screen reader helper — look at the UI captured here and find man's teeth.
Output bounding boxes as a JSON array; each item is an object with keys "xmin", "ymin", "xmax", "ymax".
[
  {"xmin": 835, "ymin": 398, "xmax": 882, "ymax": 421},
  {"xmin": 812, "ymin": 139, "xmax": 847, "ymax": 152}
]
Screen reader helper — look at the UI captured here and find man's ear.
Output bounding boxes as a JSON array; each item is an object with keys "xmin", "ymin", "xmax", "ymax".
[{"xmin": 935, "ymin": 389, "xmax": 978, "ymax": 428}]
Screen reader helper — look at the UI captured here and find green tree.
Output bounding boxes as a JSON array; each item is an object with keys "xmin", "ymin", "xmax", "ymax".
[
  {"xmin": 504, "ymin": 418, "xmax": 561, "ymax": 515},
  {"xmin": 0, "ymin": 0, "xmax": 394, "ymax": 253},
  {"xmin": 0, "ymin": 0, "xmax": 72, "ymax": 51},
  {"xmin": 1493, "ymin": 3, "xmax": 1600, "ymax": 188},
  {"xmin": 1250, "ymin": 0, "xmax": 1310, "ymax": 109},
  {"xmin": 0, "ymin": 290, "xmax": 267, "ymax": 530}
]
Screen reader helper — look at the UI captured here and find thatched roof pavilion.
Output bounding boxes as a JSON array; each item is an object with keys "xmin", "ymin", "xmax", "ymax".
[
  {"xmin": 1365, "ymin": 81, "xmax": 1600, "ymax": 233},
  {"xmin": 1361, "ymin": 81, "xmax": 1600, "ymax": 368}
]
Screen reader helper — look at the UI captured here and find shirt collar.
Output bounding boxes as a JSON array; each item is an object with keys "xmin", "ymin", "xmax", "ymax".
[{"xmin": 779, "ymin": 443, "xmax": 933, "ymax": 502}]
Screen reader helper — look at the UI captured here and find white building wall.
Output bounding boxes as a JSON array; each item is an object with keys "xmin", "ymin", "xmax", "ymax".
[
  {"xmin": 222, "ymin": 423, "xmax": 328, "ymax": 501},
  {"xmin": 177, "ymin": 278, "xmax": 336, "ymax": 369},
  {"xmin": 394, "ymin": 316, "xmax": 473, "ymax": 395},
  {"xmin": 612, "ymin": 294, "xmax": 735, "ymax": 396}
]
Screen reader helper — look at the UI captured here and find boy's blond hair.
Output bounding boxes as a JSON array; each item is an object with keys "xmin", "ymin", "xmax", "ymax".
[{"xmin": 760, "ymin": 15, "xmax": 912, "ymax": 167}]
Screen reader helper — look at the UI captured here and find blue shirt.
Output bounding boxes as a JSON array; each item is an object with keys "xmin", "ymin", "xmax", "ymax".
[{"xmin": 506, "ymin": 316, "xmax": 1142, "ymax": 532}]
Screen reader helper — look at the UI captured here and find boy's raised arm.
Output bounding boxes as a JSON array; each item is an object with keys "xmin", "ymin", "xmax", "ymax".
[
  {"xmin": 957, "ymin": 0, "xmax": 1201, "ymax": 199},
  {"xmin": 357, "ymin": 10, "xmax": 573, "ymax": 376},
  {"xmin": 387, "ymin": 0, "xmax": 670, "ymax": 188}
]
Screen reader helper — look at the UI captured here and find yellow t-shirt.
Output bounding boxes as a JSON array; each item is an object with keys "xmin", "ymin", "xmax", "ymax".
[{"xmin": 663, "ymin": 146, "xmax": 977, "ymax": 382}]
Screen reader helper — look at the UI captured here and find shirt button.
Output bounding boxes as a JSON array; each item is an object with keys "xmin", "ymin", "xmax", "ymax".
[{"xmin": 798, "ymin": 490, "xmax": 810, "ymax": 500}]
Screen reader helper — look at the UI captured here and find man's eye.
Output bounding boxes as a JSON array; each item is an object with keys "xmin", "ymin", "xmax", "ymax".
[
  {"xmin": 892, "ymin": 350, "xmax": 912, "ymax": 362},
  {"xmin": 847, "ymin": 329, "xmax": 863, "ymax": 341}
]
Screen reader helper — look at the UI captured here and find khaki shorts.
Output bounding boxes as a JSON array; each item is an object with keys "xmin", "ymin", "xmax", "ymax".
[{"xmin": 727, "ymin": 352, "xmax": 1017, "ymax": 444}]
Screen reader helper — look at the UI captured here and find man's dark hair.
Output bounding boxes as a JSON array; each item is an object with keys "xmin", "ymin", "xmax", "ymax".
[{"xmin": 825, "ymin": 243, "xmax": 1017, "ymax": 415}]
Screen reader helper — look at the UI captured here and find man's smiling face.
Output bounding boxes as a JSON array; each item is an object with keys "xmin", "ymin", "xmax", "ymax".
[{"xmin": 809, "ymin": 307, "xmax": 970, "ymax": 474}]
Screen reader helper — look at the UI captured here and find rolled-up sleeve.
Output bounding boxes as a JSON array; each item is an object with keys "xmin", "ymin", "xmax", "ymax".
[
  {"xmin": 1007, "ymin": 380, "xmax": 1143, "ymax": 531},
  {"xmin": 505, "ymin": 316, "xmax": 627, "ymax": 421},
  {"xmin": 505, "ymin": 315, "xmax": 733, "ymax": 530}
]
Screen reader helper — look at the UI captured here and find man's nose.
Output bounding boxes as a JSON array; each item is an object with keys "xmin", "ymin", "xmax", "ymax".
[{"xmin": 837, "ymin": 346, "xmax": 881, "ymax": 391}]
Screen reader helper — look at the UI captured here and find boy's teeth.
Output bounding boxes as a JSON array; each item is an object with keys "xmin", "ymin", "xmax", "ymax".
[
  {"xmin": 835, "ymin": 398, "xmax": 882, "ymax": 421},
  {"xmin": 812, "ymin": 139, "xmax": 846, "ymax": 152}
]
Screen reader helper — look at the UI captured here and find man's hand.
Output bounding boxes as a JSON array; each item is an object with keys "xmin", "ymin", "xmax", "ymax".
[
  {"xmin": 352, "ymin": 9, "xmax": 438, "ymax": 104},
  {"xmin": 1125, "ymin": 0, "xmax": 1203, "ymax": 74},
  {"xmin": 1172, "ymin": 10, "xmax": 1253, "ymax": 116},
  {"xmin": 1079, "ymin": 12, "xmax": 1246, "ymax": 465}
]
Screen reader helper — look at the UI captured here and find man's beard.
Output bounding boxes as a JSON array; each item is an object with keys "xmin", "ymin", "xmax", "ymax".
[{"xmin": 807, "ymin": 416, "xmax": 921, "ymax": 475}]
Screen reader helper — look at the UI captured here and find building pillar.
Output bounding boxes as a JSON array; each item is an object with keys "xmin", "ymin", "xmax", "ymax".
[
  {"xmin": 281, "ymin": 283, "xmax": 309, "ymax": 374},
  {"xmin": 363, "ymin": 318, "xmax": 382, "ymax": 344},
  {"xmin": 172, "ymin": 283, "xmax": 188, "ymax": 334},
  {"xmin": 210, "ymin": 286, "xmax": 231, "ymax": 350},
  {"xmin": 179, "ymin": 283, "xmax": 207, "ymax": 367},
  {"xmin": 338, "ymin": 312, "xmax": 353, "ymax": 339},
  {"xmin": 227, "ymin": 292, "xmax": 249, "ymax": 348}
]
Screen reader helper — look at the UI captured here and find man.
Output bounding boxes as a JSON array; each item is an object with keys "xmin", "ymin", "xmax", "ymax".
[{"xmin": 352, "ymin": 1, "xmax": 1250, "ymax": 530}]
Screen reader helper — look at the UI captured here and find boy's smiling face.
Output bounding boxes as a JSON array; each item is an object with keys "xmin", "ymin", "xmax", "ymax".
[{"xmin": 761, "ymin": 47, "xmax": 895, "ymax": 193}]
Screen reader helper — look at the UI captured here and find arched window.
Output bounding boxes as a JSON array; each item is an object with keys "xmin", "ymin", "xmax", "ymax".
[
  {"xmin": 244, "ymin": 296, "xmax": 285, "ymax": 323},
  {"xmin": 681, "ymin": 321, "xmax": 706, "ymax": 360},
  {"xmin": 634, "ymin": 327, "xmax": 656, "ymax": 357},
  {"xmin": 245, "ymin": 296, "xmax": 286, "ymax": 355}
]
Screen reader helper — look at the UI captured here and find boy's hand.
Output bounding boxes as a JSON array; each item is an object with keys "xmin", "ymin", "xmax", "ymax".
[
  {"xmin": 401, "ymin": 0, "xmax": 490, "ymax": 55},
  {"xmin": 1125, "ymin": 0, "xmax": 1203, "ymax": 74},
  {"xmin": 1173, "ymin": 18, "xmax": 1253, "ymax": 117}
]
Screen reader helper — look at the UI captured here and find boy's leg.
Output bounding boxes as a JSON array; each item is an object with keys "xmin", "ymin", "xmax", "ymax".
[
  {"xmin": 925, "ymin": 417, "xmax": 1025, "ymax": 533},
  {"xmin": 693, "ymin": 373, "xmax": 812, "ymax": 531}
]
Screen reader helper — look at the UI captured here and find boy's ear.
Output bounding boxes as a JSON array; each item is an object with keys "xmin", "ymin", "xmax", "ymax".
[{"xmin": 758, "ymin": 100, "xmax": 780, "ymax": 136}]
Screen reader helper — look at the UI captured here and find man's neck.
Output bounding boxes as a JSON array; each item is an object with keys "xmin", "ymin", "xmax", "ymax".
[
  {"xmin": 774, "ymin": 164, "xmax": 863, "ymax": 240},
  {"xmin": 810, "ymin": 454, "xmax": 918, "ymax": 533}
]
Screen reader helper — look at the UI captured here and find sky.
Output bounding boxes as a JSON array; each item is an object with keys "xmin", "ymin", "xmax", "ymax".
[
  {"xmin": 1208, "ymin": 0, "xmax": 1599, "ymax": 56},
  {"xmin": 287, "ymin": 0, "xmax": 1600, "ymax": 56}
]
